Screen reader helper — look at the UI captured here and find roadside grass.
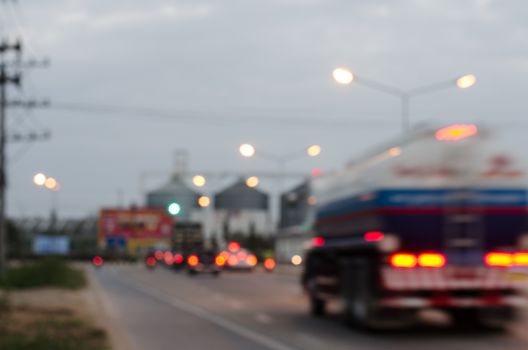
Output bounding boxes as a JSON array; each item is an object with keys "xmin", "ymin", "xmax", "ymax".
[
  {"xmin": 0, "ymin": 259, "xmax": 86, "ymax": 290},
  {"xmin": 0, "ymin": 304, "xmax": 109, "ymax": 350}
]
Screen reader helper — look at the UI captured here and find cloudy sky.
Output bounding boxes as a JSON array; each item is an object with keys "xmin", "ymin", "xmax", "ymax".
[{"xmin": 2, "ymin": 0, "xmax": 528, "ymax": 218}]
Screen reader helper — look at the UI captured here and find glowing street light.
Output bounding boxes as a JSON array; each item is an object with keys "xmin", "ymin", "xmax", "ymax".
[
  {"xmin": 198, "ymin": 195, "xmax": 211, "ymax": 208},
  {"xmin": 306, "ymin": 145, "xmax": 321, "ymax": 157},
  {"xmin": 246, "ymin": 176, "xmax": 259, "ymax": 188},
  {"xmin": 192, "ymin": 175, "xmax": 206, "ymax": 187},
  {"xmin": 44, "ymin": 177, "xmax": 58, "ymax": 190},
  {"xmin": 167, "ymin": 202, "xmax": 181, "ymax": 216},
  {"xmin": 33, "ymin": 173, "xmax": 46, "ymax": 186},
  {"xmin": 332, "ymin": 67, "xmax": 477, "ymax": 131},
  {"xmin": 332, "ymin": 68, "xmax": 354, "ymax": 85},
  {"xmin": 239, "ymin": 143, "xmax": 256, "ymax": 158},
  {"xmin": 456, "ymin": 74, "xmax": 477, "ymax": 89}
]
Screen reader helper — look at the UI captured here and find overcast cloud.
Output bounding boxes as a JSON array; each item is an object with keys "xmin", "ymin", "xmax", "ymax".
[{"xmin": 2, "ymin": 0, "xmax": 528, "ymax": 217}]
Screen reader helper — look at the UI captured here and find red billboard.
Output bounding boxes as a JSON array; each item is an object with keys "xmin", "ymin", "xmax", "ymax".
[{"xmin": 98, "ymin": 208, "xmax": 173, "ymax": 242}]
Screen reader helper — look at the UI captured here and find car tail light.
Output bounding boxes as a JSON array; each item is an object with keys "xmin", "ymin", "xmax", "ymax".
[
  {"xmin": 513, "ymin": 253, "xmax": 528, "ymax": 266},
  {"xmin": 237, "ymin": 252, "xmax": 248, "ymax": 261},
  {"xmin": 215, "ymin": 255, "xmax": 226, "ymax": 266},
  {"xmin": 154, "ymin": 250, "xmax": 164, "ymax": 260},
  {"xmin": 390, "ymin": 253, "xmax": 417, "ymax": 268},
  {"xmin": 173, "ymin": 254, "xmax": 183, "ymax": 264},
  {"xmin": 246, "ymin": 255, "xmax": 257, "ymax": 267},
  {"xmin": 485, "ymin": 252, "xmax": 513, "ymax": 267},
  {"xmin": 364, "ymin": 231, "xmax": 384, "ymax": 242},
  {"xmin": 418, "ymin": 253, "xmax": 446, "ymax": 268},
  {"xmin": 228, "ymin": 242, "xmax": 241, "ymax": 253},
  {"xmin": 146, "ymin": 256, "xmax": 156, "ymax": 267},
  {"xmin": 312, "ymin": 237, "xmax": 325, "ymax": 247},
  {"xmin": 228, "ymin": 255, "xmax": 239, "ymax": 266},
  {"xmin": 187, "ymin": 255, "xmax": 199, "ymax": 267},
  {"xmin": 92, "ymin": 256, "xmax": 104, "ymax": 267},
  {"xmin": 264, "ymin": 258, "xmax": 276, "ymax": 271}
]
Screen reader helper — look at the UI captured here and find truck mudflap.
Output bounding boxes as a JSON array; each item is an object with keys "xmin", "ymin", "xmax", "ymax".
[{"xmin": 381, "ymin": 266, "xmax": 528, "ymax": 290}]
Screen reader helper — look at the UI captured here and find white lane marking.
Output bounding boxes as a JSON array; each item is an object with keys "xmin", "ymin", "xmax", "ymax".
[
  {"xmin": 119, "ymin": 277, "xmax": 299, "ymax": 350},
  {"xmin": 255, "ymin": 313, "xmax": 272, "ymax": 324}
]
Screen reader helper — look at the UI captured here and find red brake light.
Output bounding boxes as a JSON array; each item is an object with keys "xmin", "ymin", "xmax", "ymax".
[
  {"xmin": 228, "ymin": 242, "xmax": 241, "ymax": 253},
  {"xmin": 513, "ymin": 252, "xmax": 528, "ymax": 266},
  {"xmin": 228, "ymin": 255, "xmax": 239, "ymax": 266},
  {"xmin": 390, "ymin": 253, "xmax": 417, "ymax": 268},
  {"xmin": 418, "ymin": 253, "xmax": 446, "ymax": 268},
  {"xmin": 364, "ymin": 231, "xmax": 384, "ymax": 242},
  {"xmin": 264, "ymin": 258, "xmax": 276, "ymax": 270},
  {"xmin": 187, "ymin": 255, "xmax": 199, "ymax": 267},
  {"xmin": 173, "ymin": 253, "xmax": 183, "ymax": 264},
  {"xmin": 215, "ymin": 255, "xmax": 226, "ymax": 266},
  {"xmin": 485, "ymin": 252, "xmax": 513, "ymax": 267},
  {"xmin": 92, "ymin": 256, "xmax": 104, "ymax": 267},
  {"xmin": 154, "ymin": 250, "xmax": 164, "ymax": 260},
  {"xmin": 246, "ymin": 255, "xmax": 257, "ymax": 267},
  {"xmin": 312, "ymin": 237, "xmax": 325, "ymax": 247},
  {"xmin": 146, "ymin": 256, "xmax": 156, "ymax": 267}
]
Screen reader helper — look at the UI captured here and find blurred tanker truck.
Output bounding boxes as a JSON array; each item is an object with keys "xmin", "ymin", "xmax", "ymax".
[{"xmin": 302, "ymin": 124, "xmax": 528, "ymax": 328}]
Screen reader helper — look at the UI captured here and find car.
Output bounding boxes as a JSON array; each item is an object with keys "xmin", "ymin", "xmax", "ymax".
[
  {"xmin": 186, "ymin": 249, "xmax": 223, "ymax": 276},
  {"xmin": 219, "ymin": 242, "xmax": 258, "ymax": 271}
]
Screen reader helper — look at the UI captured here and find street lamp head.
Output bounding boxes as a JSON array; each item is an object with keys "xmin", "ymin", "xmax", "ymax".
[
  {"xmin": 33, "ymin": 173, "xmax": 46, "ymax": 186},
  {"xmin": 239, "ymin": 143, "xmax": 256, "ymax": 158},
  {"xmin": 307, "ymin": 144, "xmax": 321, "ymax": 157},
  {"xmin": 245, "ymin": 176, "xmax": 259, "ymax": 188},
  {"xmin": 456, "ymin": 74, "xmax": 476, "ymax": 89},
  {"xmin": 44, "ymin": 177, "xmax": 57, "ymax": 190},
  {"xmin": 332, "ymin": 67, "xmax": 354, "ymax": 85},
  {"xmin": 198, "ymin": 195, "xmax": 210, "ymax": 208},
  {"xmin": 192, "ymin": 175, "xmax": 206, "ymax": 187}
]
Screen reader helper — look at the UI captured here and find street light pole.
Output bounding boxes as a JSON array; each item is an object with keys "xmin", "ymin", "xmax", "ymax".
[{"xmin": 333, "ymin": 68, "xmax": 476, "ymax": 133}]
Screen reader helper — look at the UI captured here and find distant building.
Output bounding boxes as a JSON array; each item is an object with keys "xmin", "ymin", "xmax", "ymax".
[
  {"xmin": 213, "ymin": 178, "xmax": 272, "ymax": 237},
  {"xmin": 275, "ymin": 180, "xmax": 314, "ymax": 263},
  {"xmin": 146, "ymin": 174, "xmax": 202, "ymax": 222}
]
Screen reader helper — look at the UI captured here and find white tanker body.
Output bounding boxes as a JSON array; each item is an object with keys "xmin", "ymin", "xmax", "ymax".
[{"xmin": 302, "ymin": 124, "xmax": 528, "ymax": 328}]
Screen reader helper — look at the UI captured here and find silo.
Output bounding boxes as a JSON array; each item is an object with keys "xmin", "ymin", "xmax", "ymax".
[
  {"xmin": 214, "ymin": 178, "xmax": 269, "ymax": 210},
  {"xmin": 146, "ymin": 174, "xmax": 201, "ymax": 221}
]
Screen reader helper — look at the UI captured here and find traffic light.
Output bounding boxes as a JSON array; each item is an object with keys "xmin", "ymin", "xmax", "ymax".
[{"xmin": 167, "ymin": 202, "xmax": 181, "ymax": 216}]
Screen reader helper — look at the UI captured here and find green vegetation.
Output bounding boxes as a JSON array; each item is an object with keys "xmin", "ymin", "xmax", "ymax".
[
  {"xmin": 0, "ymin": 310, "xmax": 108, "ymax": 350},
  {"xmin": 0, "ymin": 259, "xmax": 86, "ymax": 290}
]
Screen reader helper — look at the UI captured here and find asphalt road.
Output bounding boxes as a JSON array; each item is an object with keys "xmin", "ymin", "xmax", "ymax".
[{"xmin": 91, "ymin": 264, "xmax": 528, "ymax": 350}]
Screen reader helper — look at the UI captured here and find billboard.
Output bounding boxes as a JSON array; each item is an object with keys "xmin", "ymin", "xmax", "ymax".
[
  {"xmin": 33, "ymin": 235, "xmax": 70, "ymax": 256},
  {"xmin": 98, "ymin": 208, "xmax": 174, "ymax": 254}
]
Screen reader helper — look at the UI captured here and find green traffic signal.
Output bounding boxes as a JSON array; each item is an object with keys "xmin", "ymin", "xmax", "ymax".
[{"xmin": 167, "ymin": 202, "xmax": 181, "ymax": 216}]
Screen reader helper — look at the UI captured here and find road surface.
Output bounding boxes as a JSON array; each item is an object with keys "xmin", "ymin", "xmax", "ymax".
[{"xmin": 91, "ymin": 264, "xmax": 528, "ymax": 350}]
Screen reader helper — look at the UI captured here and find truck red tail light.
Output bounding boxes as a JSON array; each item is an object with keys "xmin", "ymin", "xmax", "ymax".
[
  {"xmin": 390, "ymin": 253, "xmax": 446, "ymax": 268},
  {"xmin": 390, "ymin": 253, "xmax": 417, "ymax": 268},
  {"xmin": 418, "ymin": 253, "xmax": 446, "ymax": 268},
  {"xmin": 187, "ymin": 255, "xmax": 199, "ymax": 267},
  {"xmin": 312, "ymin": 237, "xmax": 325, "ymax": 247},
  {"xmin": 485, "ymin": 252, "xmax": 513, "ymax": 267},
  {"xmin": 364, "ymin": 231, "xmax": 384, "ymax": 242},
  {"xmin": 484, "ymin": 252, "xmax": 528, "ymax": 267},
  {"xmin": 513, "ymin": 253, "xmax": 528, "ymax": 266}
]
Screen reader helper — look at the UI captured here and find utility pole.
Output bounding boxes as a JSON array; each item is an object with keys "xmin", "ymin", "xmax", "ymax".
[{"xmin": 0, "ymin": 38, "xmax": 22, "ymax": 278}]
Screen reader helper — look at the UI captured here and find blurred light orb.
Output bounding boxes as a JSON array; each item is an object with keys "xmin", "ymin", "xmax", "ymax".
[
  {"xmin": 192, "ymin": 175, "xmax": 206, "ymax": 187},
  {"xmin": 246, "ymin": 176, "xmax": 259, "ymax": 188},
  {"xmin": 239, "ymin": 143, "xmax": 256, "ymax": 158},
  {"xmin": 456, "ymin": 74, "xmax": 476, "ymax": 89},
  {"xmin": 33, "ymin": 173, "xmax": 46, "ymax": 186},
  {"xmin": 307, "ymin": 144, "xmax": 321, "ymax": 157},
  {"xmin": 311, "ymin": 168, "xmax": 322, "ymax": 177},
  {"xmin": 388, "ymin": 147, "xmax": 402, "ymax": 157},
  {"xmin": 44, "ymin": 177, "xmax": 57, "ymax": 190},
  {"xmin": 333, "ymin": 68, "xmax": 354, "ymax": 85},
  {"xmin": 168, "ymin": 202, "xmax": 181, "ymax": 215},
  {"xmin": 291, "ymin": 255, "xmax": 303, "ymax": 266},
  {"xmin": 198, "ymin": 195, "xmax": 211, "ymax": 208},
  {"xmin": 307, "ymin": 195, "xmax": 317, "ymax": 206}
]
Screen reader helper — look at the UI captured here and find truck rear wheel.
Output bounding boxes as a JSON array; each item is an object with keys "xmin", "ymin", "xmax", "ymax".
[{"xmin": 342, "ymin": 259, "xmax": 378, "ymax": 328}]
